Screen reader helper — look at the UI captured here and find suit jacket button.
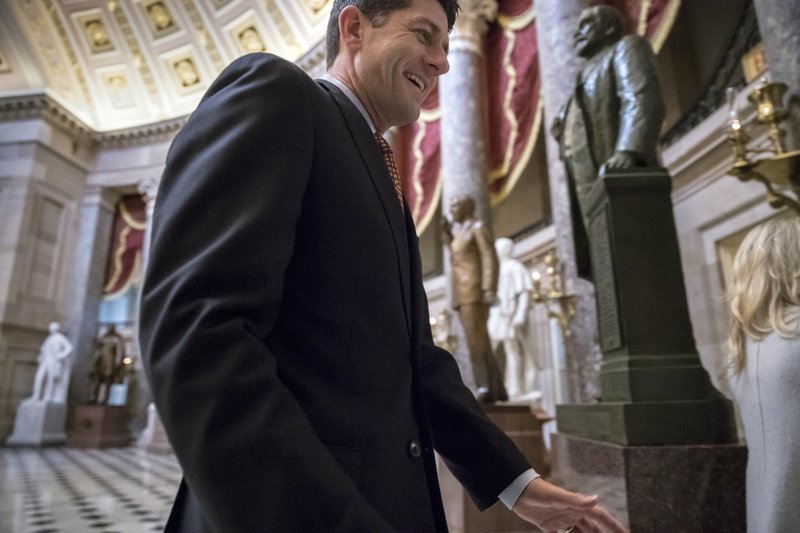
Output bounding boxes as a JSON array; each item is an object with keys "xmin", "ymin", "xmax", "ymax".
[{"xmin": 408, "ymin": 440, "xmax": 422, "ymax": 458}]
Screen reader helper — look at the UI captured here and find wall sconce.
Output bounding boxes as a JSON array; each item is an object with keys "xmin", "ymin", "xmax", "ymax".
[
  {"xmin": 529, "ymin": 250, "xmax": 576, "ymax": 338},
  {"xmin": 726, "ymin": 78, "xmax": 800, "ymax": 214}
]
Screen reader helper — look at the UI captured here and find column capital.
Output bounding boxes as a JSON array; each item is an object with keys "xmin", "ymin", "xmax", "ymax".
[
  {"xmin": 137, "ymin": 177, "xmax": 159, "ymax": 205},
  {"xmin": 451, "ymin": 0, "xmax": 498, "ymax": 55}
]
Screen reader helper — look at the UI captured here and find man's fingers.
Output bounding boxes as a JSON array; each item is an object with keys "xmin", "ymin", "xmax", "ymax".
[{"xmin": 587, "ymin": 504, "xmax": 627, "ymax": 533}]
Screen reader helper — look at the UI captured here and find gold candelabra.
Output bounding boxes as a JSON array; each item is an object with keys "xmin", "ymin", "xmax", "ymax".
[
  {"xmin": 726, "ymin": 78, "xmax": 800, "ymax": 214},
  {"xmin": 529, "ymin": 250, "xmax": 576, "ymax": 338}
]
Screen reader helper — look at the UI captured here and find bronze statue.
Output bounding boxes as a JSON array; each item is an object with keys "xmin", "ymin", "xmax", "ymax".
[
  {"xmin": 89, "ymin": 324, "xmax": 125, "ymax": 404},
  {"xmin": 552, "ymin": 5, "xmax": 665, "ymax": 278},
  {"xmin": 443, "ymin": 195, "xmax": 507, "ymax": 403}
]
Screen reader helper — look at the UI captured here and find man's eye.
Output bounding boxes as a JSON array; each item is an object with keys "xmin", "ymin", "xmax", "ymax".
[{"xmin": 415, "ymin": 29, "xmax": 432, "ymax": 44}]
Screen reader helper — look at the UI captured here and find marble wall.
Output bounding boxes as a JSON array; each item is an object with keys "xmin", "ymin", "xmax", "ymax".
[
  {"xmin": 664, "ymin": 75, "xmax": 786, "ymax": 401},
  {"xmin": 0, "ymin": 110, "xmax": 95, "ymax": 438}
]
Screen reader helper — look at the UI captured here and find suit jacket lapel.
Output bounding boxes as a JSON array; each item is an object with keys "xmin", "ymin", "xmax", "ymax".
[{"xmin": 318, "ymin": 80, "xmax": 412, "ymax": 339}]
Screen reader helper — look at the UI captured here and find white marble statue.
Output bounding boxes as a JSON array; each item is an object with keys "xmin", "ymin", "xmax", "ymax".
[
  {"xmin": 29, "ymin": 322, "xmax": 73, "ymax": 403},
  {"xmin": 488, "ymin": 238, "xmax": 535, "ymax": 399}
]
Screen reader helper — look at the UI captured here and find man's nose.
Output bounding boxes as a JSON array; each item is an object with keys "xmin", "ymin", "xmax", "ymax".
[{"xmin": 429, "ymin": 48, "xmax": 449, "ymax": 75}]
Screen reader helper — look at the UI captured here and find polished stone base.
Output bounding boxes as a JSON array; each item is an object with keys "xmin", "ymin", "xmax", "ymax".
[
  {"xmin": 438, "ymin": 404, "xmax": 552, "ymax": 532},
  {"xmin": 6, "ymin": 400, "xmax": 67, "ymax": 446},
  {"xmin": 67, "ymin": 404, "xmax": 131, "ymax": 448},
  {"xmin": 550, "ymin": 433, "xmax": 746, "ymax": 533}
]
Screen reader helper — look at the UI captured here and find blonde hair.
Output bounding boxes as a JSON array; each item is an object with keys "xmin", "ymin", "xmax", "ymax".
[{"xmin": 728, "ymin": 216, "xmax": 800, "ymax": 373}]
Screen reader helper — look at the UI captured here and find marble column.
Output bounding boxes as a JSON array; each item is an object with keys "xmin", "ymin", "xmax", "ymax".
[
  {"xmin": 439, "ymin": 0, "xmax": 498, "ymax": 390},
  {"xmin": 533, "ymin": 0, "xmax": 602, "ymax": 403},
  {"xmin": 66, "ymin": 186, "xmax": 118, "ymax": 412},
  {"xmin": 132, "ymin": 178, "xmax": 157, "ymax": 436},
  {"xmin": 753, "ymin": 0, "xmax": 800, "ymax": 149}
]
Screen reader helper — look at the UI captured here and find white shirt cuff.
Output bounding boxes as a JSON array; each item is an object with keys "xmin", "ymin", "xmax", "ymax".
[{"xmin": 498, "ymin": 468, "xmax": 540, "ymax": 509}]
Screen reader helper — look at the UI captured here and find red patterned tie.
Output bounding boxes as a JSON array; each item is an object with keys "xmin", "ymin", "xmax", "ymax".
[{"xmin": 373, "ymin": 133, "xmax": 404, "ymax": 210}]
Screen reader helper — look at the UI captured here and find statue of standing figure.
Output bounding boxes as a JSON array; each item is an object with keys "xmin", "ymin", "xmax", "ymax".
[
  {"xmin": 89, "ymin": 324, "xmax": 125, "ymax": 404},
  {"xmin": 443, "ymin": 195, "xmax": 507, "ymax": 403},
  {"xmin": 488, "ymin": 238, "xmax": 537, "ymax": 400},
  {"xmin": 29, "ymin": 322, "xmax": 73, "ymax": 403},
  {"xmin": 551, "ymin": 4, "xmax": 665, "ymax": 278}
]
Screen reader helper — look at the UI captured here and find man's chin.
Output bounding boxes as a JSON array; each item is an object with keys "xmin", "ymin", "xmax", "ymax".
[{"xmin": 394, "ymin": 108, "xmax": 422, "ymax": 128}]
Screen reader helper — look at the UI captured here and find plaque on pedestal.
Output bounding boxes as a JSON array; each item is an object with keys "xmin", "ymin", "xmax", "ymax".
[
  {"xmin": 6, "ymin": 400, "xmax": 67, "ymax": 446},
  {"xmin": 67, "ymin": 404, "xmax": 131, "ymax": 448},
  {"xmin": 556, "ymin": 169, "xmax": 736, "ymax": 446},
  {"xmin": 438, "ymin": 404, "xmax": 551, "ymax": 532}
]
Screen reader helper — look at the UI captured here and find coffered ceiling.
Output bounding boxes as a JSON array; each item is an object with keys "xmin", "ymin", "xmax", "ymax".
[{"xmin": 0, "ymin": 0, "xmax": 332, "ymax": 131}]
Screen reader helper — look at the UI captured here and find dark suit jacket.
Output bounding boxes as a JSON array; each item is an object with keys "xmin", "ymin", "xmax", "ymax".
[{"xmin": 140, "ymin": 53, "xmax": 530, "ymax": 532}]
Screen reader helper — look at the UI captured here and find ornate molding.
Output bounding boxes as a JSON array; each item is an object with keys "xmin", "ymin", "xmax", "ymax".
[
  {"xmin": 0, "ymin": 92, "xmax": 186, "ymax": 148},
  {"xmin": 296, "ymin": 39, "xmax": 327, "ymax": 78},
  {"xmin": 93, "ymin": 115, "xmax": 187, "ymax": 147},
  {"xmin": 0, "ymin": 92, "xmax": 94, "ymax": 141},
  {"xmin": 451, "ymin": 0, "xmax": 498, "ymax": 55}
]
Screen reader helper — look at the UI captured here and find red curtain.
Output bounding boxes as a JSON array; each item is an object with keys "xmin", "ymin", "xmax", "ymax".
[
  {"xmin": 103, "ymin": 194, "xmax": 146, "ymax": 298},
  {"xmin": 395, "ymin": 0, "xmax": 680, "ymax": 234}
]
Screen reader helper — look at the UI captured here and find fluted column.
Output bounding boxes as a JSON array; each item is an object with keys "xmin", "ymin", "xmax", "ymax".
[
  {"xmin": 131, "ymin": 177, "xmax": 158, "ymax": 434},
  {"xmin": 66, "ymin": 186, "xmax": 119, "ymax": 411},
  {"xmin": 440, "ymin": 0, "xmax": 497, "ymax": 224},
  {"xmin": 534, "ymin": 0, "xmax": 602, "ymax": 403},
  {"xmin": 753, "ymin": 0, "xmax": 800, "ymax": 149},
  {"xmin": 439, "ymin": 0, "xmax": 498, "ymax": 390}
]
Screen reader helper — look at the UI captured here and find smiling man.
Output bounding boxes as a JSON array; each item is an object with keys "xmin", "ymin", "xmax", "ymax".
[{"xmin": 140, "ymin": 0, "xmax": 626, "ymax": 531}]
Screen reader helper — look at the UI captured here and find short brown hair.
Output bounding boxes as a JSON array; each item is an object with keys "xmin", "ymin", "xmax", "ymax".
[{"xmin": 326, "ymin": 0, "xmax": 459, "ymax": 68}]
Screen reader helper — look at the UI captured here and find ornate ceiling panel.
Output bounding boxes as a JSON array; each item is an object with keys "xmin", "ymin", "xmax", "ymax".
[{"xmin": 0, "ymin": 0, "xmax": 332, "ymax": 131}]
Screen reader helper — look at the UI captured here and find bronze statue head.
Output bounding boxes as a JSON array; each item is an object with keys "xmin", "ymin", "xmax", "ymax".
[
  {"xmin": 574, "ymin": 5, "xmax": 624, "ymax": 58},
  {"xmin": 449, "ymin": 195, "xmax": 475, "ymax": 223}
]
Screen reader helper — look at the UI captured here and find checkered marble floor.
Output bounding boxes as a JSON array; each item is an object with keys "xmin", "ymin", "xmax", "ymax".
[{"xmin": 0, "ymin": 447, "xmax": 181, "ymax": 533}]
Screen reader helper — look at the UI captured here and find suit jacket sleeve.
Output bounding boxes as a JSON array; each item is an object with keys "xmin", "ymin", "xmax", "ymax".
[
  {"xmin": 139, "ymin": 54, "xmax": 393, "ymax": 532},
  {"xmin": 411, "ymin": 268, "xmax": 530, "ymax": 510},
  {"xmin": 613, "ymin": 35, "xmax": 665, "ymax": 160}
]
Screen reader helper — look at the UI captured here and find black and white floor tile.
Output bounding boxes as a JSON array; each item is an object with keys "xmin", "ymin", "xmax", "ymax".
[{"xmin": 0, "ymin": 447, "xmax": 181, "ymax": 533}]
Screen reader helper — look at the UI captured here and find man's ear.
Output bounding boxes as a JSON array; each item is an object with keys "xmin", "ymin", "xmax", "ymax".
[{"xmin": 338, "ymin": 5, "xmax": 365, "ymax": 52}]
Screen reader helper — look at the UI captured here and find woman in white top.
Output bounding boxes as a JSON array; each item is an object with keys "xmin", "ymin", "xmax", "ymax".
[{"xmin": 728, "ymin": 216, "xmax": 800, "ymax": 533}]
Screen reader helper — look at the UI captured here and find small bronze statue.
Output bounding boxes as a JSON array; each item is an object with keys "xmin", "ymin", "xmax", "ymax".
[
  {"xmin": 552, "ymin": 5, "xmax": 665, "ymax": 278},
  {"xmin": 89, "ymin": 324, "xmax": 125, "ymax": 404},
  {"xmin": 443, "ymin": 195, "xmax": 507, "ymax": 403}
]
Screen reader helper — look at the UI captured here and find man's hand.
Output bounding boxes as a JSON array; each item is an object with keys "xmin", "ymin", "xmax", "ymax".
[
  {"xmin": 600, "ymin": 150, "xmax": 638, "ymax": 173},
  {"xmin": 512, "ymin": 477, "xmax": 627, "ymax": 533}
]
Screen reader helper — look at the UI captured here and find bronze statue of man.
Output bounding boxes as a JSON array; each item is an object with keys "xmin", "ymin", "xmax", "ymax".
[
  {"xmin": 552, "ymin": 5, "xmax": 665, "ymax": 278},
  {"xmin": 443, "ymin": 195, "xmax": 507, "ymax": 403},
  {"xmin": 89, "ymin": 324, "xmax": 125, "ymax": 404}
]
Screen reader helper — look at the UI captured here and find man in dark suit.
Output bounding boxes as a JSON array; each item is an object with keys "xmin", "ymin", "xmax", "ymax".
[
  {"xmin": 552, "ymin": 5, "xmax": 664, "ymax": 278},
  {"xmin": 140, "ymin": 0, "xmax": 626, "ymax": 531}
]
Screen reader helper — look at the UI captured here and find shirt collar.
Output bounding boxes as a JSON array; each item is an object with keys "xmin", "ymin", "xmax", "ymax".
[{"xmin": 321, "ymin": 73, "xmax": 377, "ymax": 134}]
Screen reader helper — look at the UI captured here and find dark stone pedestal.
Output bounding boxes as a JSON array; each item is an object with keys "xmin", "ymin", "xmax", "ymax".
[
  {"xmin": 67, "ymin": 404, "xmax": 131, "ymax": 448},
  {"xmin": 439, "ymin": 404, "xmax": 551, "ymax": 533},
  {"xmin": 557, "ymin": 169, "xmax": 736, "ymax": 445},
  {"xmin": 551, "ymin": 433, "xmax": 746, "ymax": 533}
]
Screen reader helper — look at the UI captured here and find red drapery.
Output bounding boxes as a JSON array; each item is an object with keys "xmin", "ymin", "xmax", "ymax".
[
  {"xmin": 395, "ymin": 0, "xmax": 680, "ymax": 234},
  {"xmin": 103, "ymin": 194, "xmax": 146, "ymax": 299}
]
